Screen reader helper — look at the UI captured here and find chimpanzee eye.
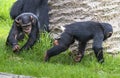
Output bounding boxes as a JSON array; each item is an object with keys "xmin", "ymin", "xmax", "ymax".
[
  {"xmin": 22, "ymin": 26, "xmax": 27, "ymax": 29},
  {"xmin": 16, "ymin": 23, "xmax": 20, "ymax": 27},
  {"xmin": 27, "ymin": 25, "xmax": 30, "ymax": 27}
]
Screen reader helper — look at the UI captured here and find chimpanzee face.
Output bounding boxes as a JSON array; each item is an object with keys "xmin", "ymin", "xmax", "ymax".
[
  {"xmin": 21, "ymin": 22, "xmax": 32, "ymax": 34},
  {"xmin": 101, "ymin": 23, "xmax": 113, "ymax": 41},
  {"xmin": 15, "ymin": 15, "xmax": 34, "ymax": 34}
]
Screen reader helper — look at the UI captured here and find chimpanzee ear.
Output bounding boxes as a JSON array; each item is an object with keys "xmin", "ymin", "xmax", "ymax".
[
  {"xmin": 15, "ymin": 19, "xmax": 20, "ymax": 24},
  {"xmin": 107, "ymin": 32, "xmax": 112, "ymax": 38},
  {"xmin": 15, "ymin": 18, "xmax": 21, "ymax": 26},
  {"xmin": 30, "ymin": 15, "xmax": 35, "ymax": 23}
]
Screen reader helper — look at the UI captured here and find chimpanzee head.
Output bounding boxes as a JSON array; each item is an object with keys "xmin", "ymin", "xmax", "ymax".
[
  {"xmin": 101, "ymin": 23, "xmax": 113, "ymax": 40},
  {"xmin": 15, "ymin": 13, "xmax": 36, "ymax": 34}
]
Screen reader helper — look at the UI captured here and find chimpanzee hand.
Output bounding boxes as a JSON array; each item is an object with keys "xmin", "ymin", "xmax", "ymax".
[
  {"xmin": 12, "ymin": 44, "xmax": 20, "ymax": 52},
  {"xmin": 73, "ymin": 54, "xmax": 83, "ymax": 62},
  {"xmin": 69, "ymin": 52, "xmax": 83, "ymax": 62}
]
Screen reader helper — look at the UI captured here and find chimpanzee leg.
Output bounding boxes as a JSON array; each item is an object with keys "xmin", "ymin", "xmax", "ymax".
[
  {"xmin": 45, "ymin": 32, "xmax": 75, "ymax": 61},
  {"xmin": 38, "ymin": 4, "xmax": 49, "ymax": 32},
  {"xmin": 44, "ymin": 45, "xmax": 69, "ymax": 61},
  {"xmin": 10, "ymin": 0, "xmax": 23, "ymax": 19},
  {"xmin": 92, "ymin": 34, "xmax": 104, "ymax": 63},
  {"xmin": 73, "ymin": 42, "xmax": 87, "ymax": 62}
]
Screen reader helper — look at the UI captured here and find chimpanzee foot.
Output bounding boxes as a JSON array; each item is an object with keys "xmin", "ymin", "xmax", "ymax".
[
  {"xmin": 44, "ymin": 53, "xmax": 50, "ymax": 62},
  {"xmin": 98, "ymin": 59, "xmax": 104, "ymax": 64}
]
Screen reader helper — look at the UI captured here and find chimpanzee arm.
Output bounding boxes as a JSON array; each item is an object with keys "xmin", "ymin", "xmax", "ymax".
[
  {"xmin": 6, "ymin": 23, "xmax": 19, "ymax": 47},
  {"xmin": 78, "ymin": 42, "xmax": 87, "ymax": 55},
  {"xmin": 92, "ymin": 33, "xmax": 104, "ymax": 63},
  {"xmin": 20, "ymin": 25, "xmax": 39, "ymax": 51},
  {"xmin": 10, "ymin": 0, "xmax": 23, "ymax": 19}
]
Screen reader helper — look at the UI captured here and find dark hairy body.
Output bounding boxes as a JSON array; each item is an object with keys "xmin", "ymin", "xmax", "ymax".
[
  {"xmin": 45, "ymin": 21, "xmax": 113, "ymax": 63},
  {"xmin": 6, "ymin": 13, "xmax": 40, "ymax": 53},
  {"xmin": 10, "ymin": 0, "xmax": 49, "ymax": 32}
]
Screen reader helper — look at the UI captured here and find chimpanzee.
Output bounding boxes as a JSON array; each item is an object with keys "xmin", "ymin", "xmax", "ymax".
[
  {"xmin": 44, "ymin": 21, "xmax": 113, "ymax": 63},
  {"xmin": 10, "ymin": 0, "xmax": 49, "ymax": 32},
  {"xmin": 6, "ymin": 13, "xmax": 40, "ymax": 53}
]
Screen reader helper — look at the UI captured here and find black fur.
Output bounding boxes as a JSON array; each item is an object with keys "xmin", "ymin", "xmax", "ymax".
[
  {"xmin": 10, "ymin": 0, "xmax": 49, "ymax": 32},
  {"xmin": 6, "ymin": 13, "xmax": 40, "ymax": 52},
  {"xmin": 45, "ymin": 21, "xmax": 113, "ymax": 63}
]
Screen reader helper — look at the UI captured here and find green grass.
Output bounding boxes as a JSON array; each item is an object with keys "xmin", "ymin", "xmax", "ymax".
[{"xmin": 0, "ymin": 0, "xmax": 120, "ymax": 78}]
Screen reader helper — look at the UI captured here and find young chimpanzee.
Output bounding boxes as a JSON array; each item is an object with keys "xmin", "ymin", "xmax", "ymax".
[
  {"xmin": 10, "ymin": 0, "xmax": 49, "ymax": 32},
  {"xmin": 44, "ymin": 21, "xmax": 113, "ymax": 63},
  {"xmin": 6, "ymin": 13, "xmax": 40, "ymax": 53}
]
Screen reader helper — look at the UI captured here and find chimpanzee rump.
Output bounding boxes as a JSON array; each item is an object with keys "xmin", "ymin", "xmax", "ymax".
[
  {"xmin": 6, "ymin": 13, "xmax": 40, "ymax": 53},
  {"xmin": 44, "ymin": 21, "xmax": 113, "ymax": 63},
  {"xmin": 10, "ymin": 0, "xmax": 49, "ymax": 32}
]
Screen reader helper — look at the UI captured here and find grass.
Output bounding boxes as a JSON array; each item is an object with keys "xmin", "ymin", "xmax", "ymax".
[{"xmin": 0, "ymin": 0, "xmax": 120, "ymax": 78}]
